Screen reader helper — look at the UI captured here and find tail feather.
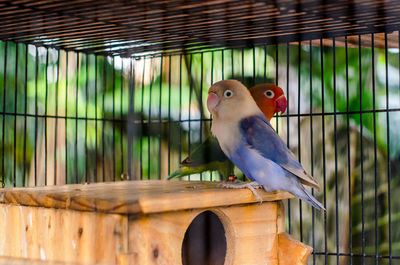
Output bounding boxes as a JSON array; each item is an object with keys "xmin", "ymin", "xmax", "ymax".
[
  {"xmin": 166, "ymin": 168, "xmax": 183, "ymax": 180},
  {"xmin": 293, "ymin": 184, "xmax": 325, "ymax": 211},
  {"xmin": 166, "ymin": 166, "xmax": 198, "ymax": 180}
]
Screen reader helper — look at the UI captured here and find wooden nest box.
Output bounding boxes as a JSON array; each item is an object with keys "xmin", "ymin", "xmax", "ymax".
[{"xmin": 0, "ymin": 181, "xmax": 312, "ymax": 265}]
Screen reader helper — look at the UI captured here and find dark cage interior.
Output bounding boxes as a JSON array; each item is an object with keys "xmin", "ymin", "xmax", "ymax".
[{"xmin": 0, "ymin": 0, "xmax": 400, "ymax": 264}]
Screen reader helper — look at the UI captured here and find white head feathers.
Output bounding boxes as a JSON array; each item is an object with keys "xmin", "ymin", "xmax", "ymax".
[
  {"xmin": 207, "ymin": 80, "xmax": 262, "ymax": 154},
  {"xmin": 207, "ymin": 80, "xmax": 262, "ymax": 121}
]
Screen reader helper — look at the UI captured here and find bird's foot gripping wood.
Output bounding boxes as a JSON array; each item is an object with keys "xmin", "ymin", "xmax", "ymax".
[{"xmin": 220, "ymin": 181, "xmax": 263, "ymax": 202}]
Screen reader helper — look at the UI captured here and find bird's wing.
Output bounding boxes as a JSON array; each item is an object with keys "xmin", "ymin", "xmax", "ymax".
[
  {"xmin": 180, "ymin": 136, "xmax": 229, "ymax": 167},
  {"xmin": 240, "ymin": 115, "xmax": 321, "ymax": 190}
]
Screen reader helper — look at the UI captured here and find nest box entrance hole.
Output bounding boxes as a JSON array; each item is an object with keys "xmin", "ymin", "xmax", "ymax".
[{"xmin": 181, "ymin": 211, "xmax": 227, "ymax": 265}]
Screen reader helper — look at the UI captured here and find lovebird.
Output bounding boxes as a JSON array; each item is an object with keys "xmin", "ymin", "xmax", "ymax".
[
  {"xmin": 207, "ymin": 79, "xmax": 324, "ymax": 210},
  {"xmin": 167, "ymin": 84, "xmax": 287, "ymax": 180}
]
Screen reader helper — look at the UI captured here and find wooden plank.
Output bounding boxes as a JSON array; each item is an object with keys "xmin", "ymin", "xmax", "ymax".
[
  {"xmin": 0, "ymin": 181, "xmax": 293, "ymax": 214},
  {"xmin": 0, "ymin": 204, "xmax": 128, "ymax": 265}
]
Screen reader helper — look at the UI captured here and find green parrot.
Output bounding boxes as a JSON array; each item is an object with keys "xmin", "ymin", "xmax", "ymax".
[{"xmin": 167, "ymin": 83, "xmax": 287, "ymax": 180}]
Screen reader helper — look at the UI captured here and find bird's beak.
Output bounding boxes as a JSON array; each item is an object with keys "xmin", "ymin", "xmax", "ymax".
[
  {"xmin": 207, "ymin": 92, "xmax": 220, "ymax": 112},
  {"xmin": 275, "ymin": 94, "xmax": 287, "ymax": 114}
]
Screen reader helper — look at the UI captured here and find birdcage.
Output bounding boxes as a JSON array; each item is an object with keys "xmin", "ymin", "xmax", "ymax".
[{"xmin": 0, "ymin": 0, "xmax": 399, "ymax": 265}]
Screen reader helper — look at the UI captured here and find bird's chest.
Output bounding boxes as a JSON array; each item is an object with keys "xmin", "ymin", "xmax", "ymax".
[{"xmin": 211, "ymin": 120, "xmax": 242, "ymax": 156}]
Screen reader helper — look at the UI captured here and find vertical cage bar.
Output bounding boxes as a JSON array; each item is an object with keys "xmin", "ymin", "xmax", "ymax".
[
  {"xmin": 384, "ymin": 32, "xmax": 392, "ymax": 265},
  {"xmin": 241, "ymin": 48, "xmax": 244, "ymax": 83},
  {"xmin": 221, "ymin": 50, "xmax": 224, "ymax": 80},
  {"xmin": 333, "ymin": 37, "xmax": 339, "ymax": 265},
  {"xmin": 35, "ymin": 47, "xmax": 38, "ymax": 186},
  {"xmin": 113, "ymin": 57, "xmax": 118, "ymax": 180},
  {"xmin": 120, "ymin": 59, "xmax": 124, "ymax": 179},
  {"xmin": 85, "ymin": 54, "xmax": 89, "ymax": 183},
  {"xmin": 358, "ymin": 35, "xmax": 365, "ymax": 265},
  {"xmin": 275, "ymin": 44, "xmax": 279, "ymax": 133},
  {"xmin": 127, "ymin": 58, "xmax": 133, "ymax": 179},
  {"xmin": 158, "ymin": 56, "xmax": 163, "ymax": 180},
  {"xmin": 286, "ymin": 41, "xmax": 291, "ymax": 233},
  {"xmin": 210, "ymin": 52, "xmax": 214, "ymax": 181},
  {"xmin": 231, "ymin": 49, "xmax": 234, "ymax": 79},
  {"xmin": 44, "ymin": 48, "xmax": 48, "ymax": 185},
  {"xmin": 65, "ymin": 51, "xmax": 69, "ymax": 184},
  {"xmin": 309, "ymin": 39, "xmax": 316, "ymax": 265},
  {"xmin": 187, "ymin": 55, "xmax": 192, "ymax": 181},
  {"xmin": 320, "ymin": 38, "xmax": 327, "ymax": 265},
  {"xmin": 345, "ymin": 36, "xmax": 353, "ymax": 265},
  {"xmin": 199, "ymin": 52, "xmax": 204, "ymax": 181},
  {"xmin": 102, "ymin": 57, "xmax": 106, "ymax": 181},
  {"xmin": 148, "ymin": 59, "xmax": 153, "ymax": 179},
  {"xmin": 371, "ymin": 33, "xmax": 378, "ymax": 265},
  {"xmin": 297, "ymin": 41, "xmax": 303, "ymax": 242},
  {"xmin": 75, "ymin": 53, "xmax": 79, "ymax": 184},
  {"xmin": 252, "ymin": 47, "xmax": 256, "ymax": 86},
  {"xmin": 167, "ymin": 55, "xmax": 171, "ymax": 175},
  {"xmin": 94, "ymin": 55, "xmax": 98, "ymax": 182},
  {"xmin": 23, "ymin": 44, "xmax": 28, "ymax": 187},
  {"xmin": 178, "ymin": 54, "xmax": 182, "ymax": 173},
  {"xmin": 13, "ymin": 43, "xmax": 18, "ymax": 187},
  {"xmin": 1, "ymin": 42, "xmax": 6, "ymax": 187},
  {"xmin": 140, "ymin": 57, "xmax": 145, "ymax": 180},
  {"xmin": 264, "ymin": 45, "xmax": 267, "ymax": 83},
  {"xmin": 54, "ymin": 50, "xmax": 59, "ymax": 185},
  {"xmin": 112, "ymin": 56, "xmax": 116, "ymax": 181}
]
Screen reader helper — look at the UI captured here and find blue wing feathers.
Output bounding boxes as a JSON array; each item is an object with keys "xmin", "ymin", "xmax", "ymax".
[
  {"xmin": 226, "ymin": 139, "xmax": 288, "ymax": 187},
  {"xmin": 240, "ymin": 115, "xmax": 302, "ymax": 169}
]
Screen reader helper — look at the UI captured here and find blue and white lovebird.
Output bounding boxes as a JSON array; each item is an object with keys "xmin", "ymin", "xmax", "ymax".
[{"xmin": 207, "ymin": 80, "xmax": 324, "ymax": 210}]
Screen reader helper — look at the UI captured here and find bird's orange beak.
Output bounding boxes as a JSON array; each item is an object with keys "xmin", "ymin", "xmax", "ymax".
[
  {"xmin": 207, "ymin": 92, "xmax": 220, "ymax": 112},
  {"xmin": 275, "ymin": 94, "xmax": 287, "ymax": 114}
]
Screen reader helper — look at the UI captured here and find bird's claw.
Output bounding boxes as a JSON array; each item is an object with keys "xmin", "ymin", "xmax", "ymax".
[{"xmin": 219, "ymin": 181, "xmax": 263, "ymax": 203}]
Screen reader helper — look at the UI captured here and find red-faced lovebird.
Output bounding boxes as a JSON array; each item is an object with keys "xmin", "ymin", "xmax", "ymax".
[
  {"xmin": 207, "ymin": 79, "xmax": 324, "ymax": 210},
  {"xmin": 167, "ymin": 84, "xmax": 287, "ymax": 180}
]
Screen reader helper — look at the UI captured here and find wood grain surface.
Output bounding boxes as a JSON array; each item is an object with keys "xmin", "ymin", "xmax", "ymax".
[
  {"xmin": 278, "ymin": 232, "xmax": 313, "ymax": 265},
  {"xmin": 0, "ymin": 181, "xmax": 293, "ymax": 214},
  {"xmin": 127, "ymin": 202, "xmax": 285, "ymax": 265},
  {"xmin": 0, "ymin": 256, "xmax": 79, "ymax": 265},
  {"xmin": 0, "ymin": 204, "xmax": 127, "ymax": 265}
]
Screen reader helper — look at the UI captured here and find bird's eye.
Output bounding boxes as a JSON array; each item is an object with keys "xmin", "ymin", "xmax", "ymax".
[
  {"xmin": 224, "ymin": 90, "xmax": 233, "ymax": 98},
  {"xmin": 264, "ymin": 90, "xmax": 274, "ymax": 99}
]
